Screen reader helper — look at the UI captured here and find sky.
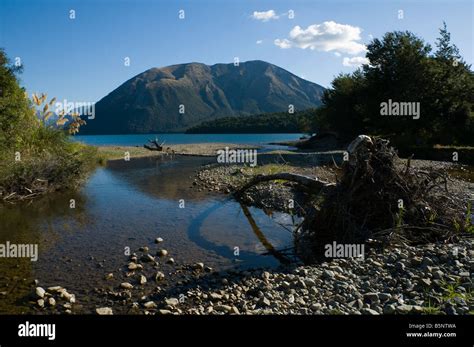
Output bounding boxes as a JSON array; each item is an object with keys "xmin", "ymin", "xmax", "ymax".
[{"xmin": 0, "ymin": 0, "xmax": 473, "ymax": 104}]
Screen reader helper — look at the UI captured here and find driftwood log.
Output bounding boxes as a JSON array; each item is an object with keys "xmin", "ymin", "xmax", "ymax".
[
  {"xmin": 144, "ymin": 138, "xmax": 165, "ymax": 151},
  {"xmin": 233, "ymin": 173, "xmax": 335, "ymax": 199}
]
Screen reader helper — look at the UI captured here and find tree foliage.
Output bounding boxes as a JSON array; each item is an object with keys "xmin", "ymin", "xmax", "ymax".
[
  {"xmin": 186, "ymin": 109, "xmax": 317, "ymax": 134},
  {"xmin": 316, "ymin": 25, "xmax": 474, "ymax": 147},
  {"xmin": 0, "ymin": 48, "xmax": 36, "ymax": 149}
]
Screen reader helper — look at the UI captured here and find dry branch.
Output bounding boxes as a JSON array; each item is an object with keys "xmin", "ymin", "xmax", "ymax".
[
  {"xmin": 233, "ymin": 173, "xmax": 335, "ymax": 199},
  {"xmin": 144, "ymin": 137, "xmax": 165, "ymax": 151}
]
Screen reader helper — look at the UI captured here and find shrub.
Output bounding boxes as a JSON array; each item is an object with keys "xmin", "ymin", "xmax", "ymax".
[{"xmin": 0, "ymin": 49, "xmax": 99, "ymax": 201}]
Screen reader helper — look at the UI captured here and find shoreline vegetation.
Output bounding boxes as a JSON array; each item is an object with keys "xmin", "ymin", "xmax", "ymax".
[{"xmin": 0, "ymin": 49, "xmax": 100, "ymax": 202}]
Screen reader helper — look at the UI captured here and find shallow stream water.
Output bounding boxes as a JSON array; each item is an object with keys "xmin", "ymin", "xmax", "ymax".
[{"xmin": 0, "ymin": 155, "xmax": 298, "ymax": 313}]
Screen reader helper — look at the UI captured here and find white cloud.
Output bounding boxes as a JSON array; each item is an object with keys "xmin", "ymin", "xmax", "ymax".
[
  {"xmin": 274, "ymin": 21, "xmax": 367, "ymax": 55},
  {"xmin": 342, "ymin": 56, "xmax": 369, "ymax": 67},
  {"xmin": 256, "ymin": 40, "xmax": 263, "ymax": 45},
  {"xmin": 274, "ymin": 38, "xmax": 292, "ymax": 49},
  {"xmin": 334, "ymin": 52, "xmax": 341, "ymax": 57},
  {"xmin": 252, "ymin": 10, "xmax": 279, "ymax": 22}
]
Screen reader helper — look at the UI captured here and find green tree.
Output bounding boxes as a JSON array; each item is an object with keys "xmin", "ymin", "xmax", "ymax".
[
  {"xmin": 364, "ymin": 31, "xmax": 434, "ymax": 145},
  {"xmin": 316, "ymin": 70, "xmax": 368, "ymax": 140},
  {"xmin": 0, "ymin": 48, "xmax": 36, "ymax": 149},
  {"xmin": 435, "ymin": 22, "xmax": 460, "ymax": 61},
  {"xmin": 431, "ymin": 22, "xmax": 474, "ymax": 145},
  {"xmin": 317, "ymin": 25, "xmax": 474, "ymax": 147}
]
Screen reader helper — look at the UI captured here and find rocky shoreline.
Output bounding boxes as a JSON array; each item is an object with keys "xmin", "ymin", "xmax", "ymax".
[
  {"xmin": 176, "ymin": 239, "xmax": 473, "ymax": 315},
  {"xmin": 29, "ymin": 236, "xmax": 473, "ymax": 315}
]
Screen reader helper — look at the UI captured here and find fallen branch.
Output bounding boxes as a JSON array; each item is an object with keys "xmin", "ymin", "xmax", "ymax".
[
  {"xmin": 144, "ymin": 137, "xmax": 165, "ymax": 151},
  {"xmin": 234, "ymin": 173, "xmax": 335, "ymax": 199}
]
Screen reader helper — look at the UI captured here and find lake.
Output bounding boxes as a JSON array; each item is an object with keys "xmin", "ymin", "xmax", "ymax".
[
  {"xmin": 73, "ymin": 133, "xmax": 303, "ymax": 148},
  {"xmin": 0, "ymin": 143, "xmax": 301, "ymax": 313}
]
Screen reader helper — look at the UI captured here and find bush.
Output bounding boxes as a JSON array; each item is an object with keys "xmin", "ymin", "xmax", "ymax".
[{"xmin": 0, "ymin": 49, "xmax": 99, "ymax": 201}]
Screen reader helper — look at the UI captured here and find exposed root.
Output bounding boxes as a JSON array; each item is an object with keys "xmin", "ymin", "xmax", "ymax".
[
  {"xmin": 297, "ymin": 135, "xmax": 468, "ymax": 262},
  {"xmin": 234, "ymin": 135, "xmax": 471, "ymax": 264}
]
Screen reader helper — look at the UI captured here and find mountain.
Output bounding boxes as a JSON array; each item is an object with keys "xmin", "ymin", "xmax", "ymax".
[{"xmin": 81, "ymin": 60, "xmax": 325, "ymax": 134}]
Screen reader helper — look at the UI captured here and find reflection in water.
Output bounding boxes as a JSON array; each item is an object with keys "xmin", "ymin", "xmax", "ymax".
[
  {"xmin": 186, "ymin": 196, "xmax": 299, "ymax": 267},
  {"xmin": 239, "ymin": 204, "xmax": 293, "ymax": 265},
  {"xmin": 106, "ymin": 155, "xmax": 216, "ymax": 201},
  {"xmin": 186, "ymin": 200, "xmax": 280, "ymax": 267},
  {"xmin": 107, "ymin": 156, "xmax": 298, "ymax": 266},
  {"xmin": 0, "ymin": 191, "xmax": 89, "ymax": 313}
]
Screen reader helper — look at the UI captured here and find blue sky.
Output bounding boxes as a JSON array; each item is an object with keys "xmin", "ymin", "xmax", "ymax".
[{"xmin": 1, "ymin": 0, "xmax": 472, "ymax": 103}]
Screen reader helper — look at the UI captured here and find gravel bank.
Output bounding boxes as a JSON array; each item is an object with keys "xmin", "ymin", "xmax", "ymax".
[
  {"xmin": 27, "ymin": 234, "xmax": 472, "ymax": 315},
  {"xmin": 195, "ymin": 163, "xmax": 339, "ymax": 214},
  {"xmin": 173, "ymin": 239, "xmax": 473, "ymax": 315}
]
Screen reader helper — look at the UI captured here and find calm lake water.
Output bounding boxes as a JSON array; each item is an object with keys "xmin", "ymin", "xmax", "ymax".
[
  {"xmin": 73, "ymin": 133, "xmax": 303, "ymax": 148},
  {"xmin": 0, "ymin": 152, "xmax": 300, "ymax": 313}
]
